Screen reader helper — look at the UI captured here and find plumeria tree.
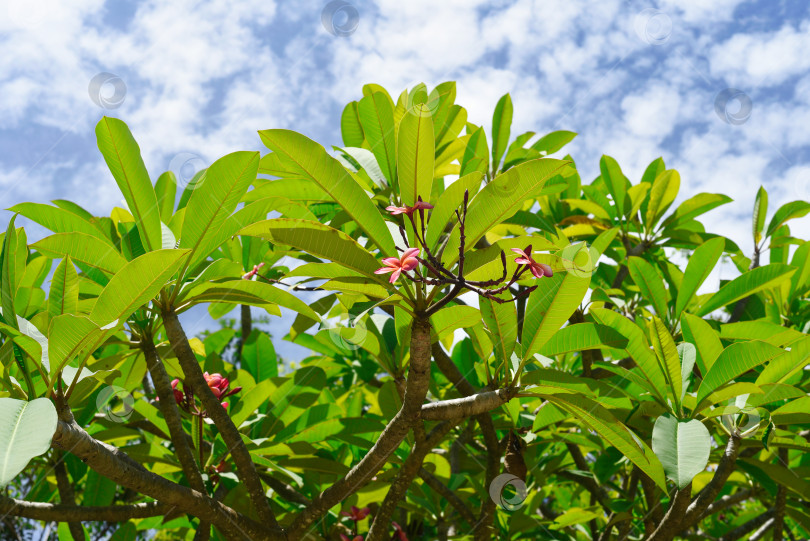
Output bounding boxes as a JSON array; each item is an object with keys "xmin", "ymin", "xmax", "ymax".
[{"xmin": 0, "ymin": 81, "xmax": 809, "ymax": 541}]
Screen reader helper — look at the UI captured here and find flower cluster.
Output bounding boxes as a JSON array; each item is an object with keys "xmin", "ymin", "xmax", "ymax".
[
  {"xmin": 242, "ymin": 262, "xmax": 265, "ymax": 280},
  {"xmin": 168, "ymin": 373, "xmax": 241, "ymax": 415},
  {"xmin": 375, "ymin": 191, "xmax": 552, "ymax": 313}
]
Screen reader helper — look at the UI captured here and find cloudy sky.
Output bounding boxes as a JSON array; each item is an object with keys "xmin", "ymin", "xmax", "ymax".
[{"xmin": 1, "ymin": 0, "xmax": 808, "ymax": 359}]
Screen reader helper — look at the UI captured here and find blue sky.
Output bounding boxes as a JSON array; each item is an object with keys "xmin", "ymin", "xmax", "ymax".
[{"xmin": 1, "ymin": 0, "xmax": 809, "ymax": 360}]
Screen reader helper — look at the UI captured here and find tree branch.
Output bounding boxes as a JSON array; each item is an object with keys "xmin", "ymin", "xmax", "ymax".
[
  {"xmin": 420, "ymin": 387, "xmax": 518, "ymax": 420},
  {"xmin": 366, "ymin": 421, "xmax": 457, "ymax": 540},
  {"xmin": 773, "ymin": 447, "xmax": 788, "ymax": 541},
  {"xmin": 160, "ymin": 307, "xmax": 279, "ymax": 532},
  {"xmin": 647, "ymin": 483, "xmax": 692, "ymax": 541},
  {"xmin": 51, "ymin": 411, "xmax": 273, "ymax": 540},
  {"xmin": 681, "ymin": 435, "xmax": 742, "ymax": 528},
  {"xmin": 719, "ymin": 509, "xmax": 775, "ymax": 541},
  {"xmin": 287, "ymin": 317, "xmax": 433, "ymax": 540},
  {"xmin": 0, "ymin": 496, "xmax": 171, "ymax": 522},
  {"xmin": 54, "ymin": 451, "xmax": 84, "ymax": 539}
]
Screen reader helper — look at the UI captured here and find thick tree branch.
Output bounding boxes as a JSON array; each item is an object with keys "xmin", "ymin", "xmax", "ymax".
[
  {"xmin": 681, "ymin": 435, "xmax": 742, "ymax": 528},
  {"xmin": 773, "ymin": 447, "xmax": 788, "ymax": 541},
  {"xmin": 161, "ymin": 307, "xmax": 279, "ymax": 532},
  {"xmin": 0, "ymin": 496, "xmax": 171, "ymax": 522},
  {"xmin": 701, "ymin": 488, "xmax": 756, "ymax": 519},
  {"xmin": 51, "ymin": 418, "xmax": 273, "ymax": 540},
  {"xmin": 430, "ymin": 343, "xmax": 501, "ymax": 540},
  {"xmin": 420, "ymin": 387, "xmax": 518, "ymax": 420},
  {"xmin": 366, "ymin": 421, "xmax": 457, "ymax": 541},
  {"xmin": 647, "ymin": 483, "xmax": 692, "ymax": 541},
  {"xmin": 287, "ymin": 317, "xmax": 433, "ymax": 540}
]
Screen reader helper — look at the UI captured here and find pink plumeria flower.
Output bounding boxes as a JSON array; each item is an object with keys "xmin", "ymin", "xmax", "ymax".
[
  {"xmin": 375, "ymin": 248, "xmax": 420, "ymax": 284},
  {"xmin": 385, "ymin": 201, "xmax": 434, "ymax": 216},
  {"xmin": 242, "ymin": 262, "xmax": 265, "ymax": 280},
  {"xmin": 340, "ymin": 535, "xmax": 363, "ymax": 541},
  {"xmin": 392, "ymin": 522, "xmax": 409, "ymax": 541},
  {"xmin": 340, "ymin": 506, "xmax": 371, "ymax": 521},
  {"xmin": 511, "ymin": 245, "xmax": 553, "ymax": 279}
]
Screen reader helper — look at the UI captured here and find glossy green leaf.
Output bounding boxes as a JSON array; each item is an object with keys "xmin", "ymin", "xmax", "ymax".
[
  {"xmin": 766, "ymin": 200, "xmax": 810, "ymax": 238},
  {"xmin": 180, "ymin": 151, "xmax": 259, "ymax": 268},
  {"xmin": 628, "ymin": 257, "xmax": 668, "ymax": 319},
  {"xmin": 154, "ymin": 171, "xmax": 177, "ymax": 223},
  {"xmin": 645, "ymin": 170, "xmax": 680, "ymax": 229},
  {"xmin": 425, "ymin": 172, "xmax": 483, "ymax": 251},
  {"xmin": 0, "ymin": 398, "xmax": 57, "ymax": 487},
  {"xmin": 652, "ymin": 414, "xmax": 711, "ymax": 489},
  {"xmin": 480, "ymin": 292, "xmax": 517, "ymax": 363},
  {"xmin": 95, "ymin": 117, "xmax": 162, "ymax": 252},
  {"xmin": 358, "ymin": 92, "xmax": 397, "ymax": 186},
  {"xmin": 753, "ymin": 186, "xmax": 768, "ymax": 244},
  {"xmin": 258, "ymin": 129, "xmax": 395, "ymax": 255},
  {"xmin": 522, "ymin": 264, "xmax": 591, "ymax": 361},
  {"xmin": 33, "ymin": 233, "xmax": 127, "ymax": 276},
  {"xmin": 680, "ymin": 313, "xmax": 723, "ymax": 374},
  {"xmin": 397, "ymin": 103, "xmax": 435, "ymax": 206},
  {"xmin": 540, "ymin": 323, "xmax": 628, "ymax": 356},
  {"xmin": 696, "ymin": 341, "xmax": 785, "ymax": 404},
  {"xmin": 530, "ymin": 130, "xmax": 577, "ymax": 155},
  {"xmin": 48, "ymin": 256, "xmax": 79, "ymax": 317},
  {"xmin": 675, "ymin": 237, "xmax": 724, "ymax": 317},
  {"xmin": 239, "ymin": 219, "xmax": 385, "ymax": 283},
  {"xmin": 649, "ymin": 317, "xmax": 681, "ymax": 410},
  {"xmin": 491, "ymin": 93, "xmax": 513, "ymax": 171},
  {"xmin": 442, "ymin": 158, "xmax": 570, "ymax": 267},
  {"xmin": 696, "ymin": 263, "xmax": 796, "ymax": 317},
  {"xmin": 89, "ymin": 249, "xmax": 190, "ymax": 326},
  {"xmin": 1, "ymin": 217, "xmax": 19, "ymax": 329},
  {"xmin": 599, "ymin": 155, "xmax": 628, "ymax": 217},
  {"xmin": 184, "ymin": 280, "xmax": 319, "ymax": 321}
]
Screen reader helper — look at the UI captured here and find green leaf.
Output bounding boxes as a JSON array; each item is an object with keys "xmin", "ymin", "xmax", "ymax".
[
  {"xmin": 521, "ymin": 267, "xmax": 590, "ymax": 361},
  {"xmin": 340, "ymin": 101, "xmax": 364, "ymax": 148},
  {"xmin": 649, "ymin": 317, "xmax": 681, "ymax": 410},
  {"xmin": 48, "ymin": 257, "xmax": 79, "ymax": 318},
  {"xmin": 1, "ymin": 217, "xmax": 19, "ymax": 329},
  {"xmin": 0, "ymin": 397, "xmax": 58, "ymax": 486},
  {"xmin": 491, "ymin": 93, "xmax": 513, "ymax": 171},
  {"xmin": 89, "ymin": 249, "xmax": 190, "ymax": 326},
  {"xmin": 180, "ymin": 151, "xmax": 259, "ymax": 268},
  {"xmin": 696, "ymin": 340, "xmax": 785, "ymax": 405},
  {"xmin": 241, "ymin": 219, "xmax": 386, "ymax": 283},
  {"xmin": 771, "ymin": 396, "xmax": 810, "ymax": 425},
  {"xmin": 599, "ymin": 156, "xmax": 629, "ymax": 218},
  {"xmin": 425, "ymin": 172, "xmax": 483, "ymax": 251},
  {"xmin": 696, "ymin": 264, "xmax": 796, "ymax": 317},
  {"xmin": 154, "ymin": 171, "xmax": 177, "ymax": 223},
  {"xmin": 756, "ymin": 336, "xmax": 810, "ymax": 385},
  {"xmin": 680, "ymin": 313, "xmax": 723, "ymax": 374},
  {"xmin": 530, "ymin": 131, "xmax": 577, "ymax": 155},
  {"xmin": 8, "ymin": 203, "xmax": 112, "ymax": 246},
  {"xmin": 628, "ymin": 257, "xmax": 668, "ymax": 320},
  {"xmin": 645, "ymin": 170, "xmax": 680, "ymax": 230},
  {"xmin": 651, "ymin": 414, "xmax": 711, "ymax": 489},
  {"xmin": 48, "ymin": 314, "xmax": 105, "ymax": 377},
  {"xmin": 83, "ymin": 469, "xmax": 116, "ymax": 506},
  {"xmin": 545, "ymin": 394, "xmax": 667, "ymax": 490},
  {"xmin": 442, "ymin": 158, "xmax": 570, "ymax": 267},
  {"xmin": 357, "ymin": 92, "xmax": 397, "ymax": 186},
  {"xmin": 660, "ymin": 193, "xmax": 733, "ymax": 230},
  {"xmin": 675, "ymin": 237, "xmax": 724, "ymax": 317},
  {"xmin": 183, "ymin": 280, "xmax": 319, "ymax": 321},
  {"xmin": 242, "ymin": 330, "xmax": 277, "ymax": 382},
  {"xmin": 480, "ymin": 292, "xmax": 517, "ymax": 363},
  {"xmin": 753, "ymin": 186, "xmax": 768, "ymax": 244},
  {"xmin": 460, "ymin": 126, "xmax": 489, "ymax": 176},
  {"xmin": 397, "ymin": 104, "xmax": 435, "ymax": 206},
  {"xmin": 231, "ymin": 379, "xmax": 274, "ymax": 428},
  {"xmin": 430, "ymin": 306, "xmax": 480, "ymax": 342},
  {"xmin": 540, "ymin": 323, "xmax": 628, "ymax": 356},
  {"xmin": 678, "ymin": 343, "xmax": 696, "ymax": 401},
  {"xmin": 33, "ymin": 233, "xmax": 127, "ymax": 276},
  {"xmin": 258, "ymin": 129, "xmax": 395, "ymax": 255},
  {"xmin": 590, "ymin": 308, "xmax": 667, "ymax": 404},
  {"xmin": 766, "ymin": 200, "xmax": 810, "ymax": 238},
  {"xmin": 95, "ymin": 117, "xmax": 162, "ymax": 252}
]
